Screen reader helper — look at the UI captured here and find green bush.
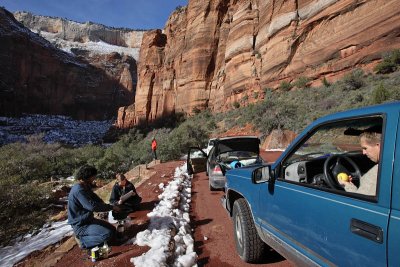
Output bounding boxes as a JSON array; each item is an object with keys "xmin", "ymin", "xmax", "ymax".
[
  {"xmin": 192, "ymin": 107, "xmax": 201, "ymax": 114},
  {"xmin": 0, "ymin": 183, "xmax": 54, "ymax": 246},
  {"xmin": 322, "ymin": 77, "xmax": 331, "ymax": 87},
  {"xmin": 293, "ymin": 76, "xmax": 310, "ymax": 89},
  {"xmin": 374, "ymin": 59, "xmax": 397, "ymax": 74},
  {"xmin": 342, "ymin": 69, "xmax": 365, "ymax": 90},
  {"xmin": 279, "ymin": 81, "xmax": 293, "ymax": 91},
  {"xmin": 391, "ymin": 50, "xmax": 400, "ymax": 64},
  {"xmin": 232, "ymin": 101, "xmax": 240, "ymax": 108},
  {"xmin": 372, "ymin": 83, "xmax": 390, "ymax": 104},
  {"xmin": 374, "ymin": 49, "xmax": 400, "ymax": 74}
]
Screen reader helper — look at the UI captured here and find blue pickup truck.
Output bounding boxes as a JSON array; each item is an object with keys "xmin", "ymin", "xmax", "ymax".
[{"xmin": 222, "ymin": 102, "xmax": 400, "ymax": 266}]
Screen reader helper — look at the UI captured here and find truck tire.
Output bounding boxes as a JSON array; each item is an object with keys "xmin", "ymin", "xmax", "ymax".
[{"xmin": 232, "ymin": 198, "xmax": 265, "ymax": 263}]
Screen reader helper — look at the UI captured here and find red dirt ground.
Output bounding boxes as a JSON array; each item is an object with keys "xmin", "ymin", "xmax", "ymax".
[
  {"xmin": 15, "ymin": 160, "xmax": 183, "ymax": 267},
  {"xmin": 15, "ymin": 151, "xmax": 287, "ymax": 267}
]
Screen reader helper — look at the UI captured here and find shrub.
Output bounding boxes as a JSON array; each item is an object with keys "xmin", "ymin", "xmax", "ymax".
[
  {"xmin": 342, "ymin": 69, "xmax": 365, "ymax": 90},
  {"xmin": 322, "ymin": 77, "xmax": 331, "ymax": 87},
  {"xmin": 374, "ymin": 49, "xmax": 400, "ymax": 74},
  {"xmin": 232, "ymin": 101, "xmax": 240, "ymax": 108},
  {"xmin": 374, "ymin": 59, "xmax": 397, "ymax": 74},
  {"xmin": 354, "ymin": 94, "xmax": 364, "ymax": 103},
  {"xmin": 293, "ymin": 76, "xmax": 310, "ymax": 89},
  {"xmin": 279, "ymin": 81, "xmax": 293, "ymax": 91},
  {"xmin": 175, "ymin": 5, "xmax": 184, "ymax": 12},
  {"xmin": 391, "ymin": 49, "xmax": 400, "ymax": 65},
  {"xmin": 0, "ymin": 183, "xmax": 54, "ymax": 246},
  {"xmin": 192, "ymin": 107, "xmax": 201, "ymax": 114},
  {"xmin": 372, "ymin": 83, "xmax": 390, "ymax": 104},
  {"xmin": 253, "ymin": 91, "xmax": 259, "ymax": 99}
]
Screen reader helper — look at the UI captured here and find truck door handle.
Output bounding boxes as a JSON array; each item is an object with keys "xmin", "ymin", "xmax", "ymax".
[{"xmin": 350, "ymin": 218, "xmax": 383, "ymax": 243}]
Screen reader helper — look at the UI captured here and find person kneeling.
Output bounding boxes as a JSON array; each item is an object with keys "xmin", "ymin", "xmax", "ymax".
[
  {"xmin": 109, "ymin": 173, "xmax": 142, "ymax": 220},
  {"xmin": 68, "ymin": 165, "xmax": 121, "ymax": 249}
]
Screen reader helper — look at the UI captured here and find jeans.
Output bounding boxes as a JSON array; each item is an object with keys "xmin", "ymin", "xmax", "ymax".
[
  {"xmin": 112, "ymin": 200, "xmax": 141, "ymax": 221},
  {"xmin": 74, "ymin": 219, "xmax": 116, "ymax": 249}
]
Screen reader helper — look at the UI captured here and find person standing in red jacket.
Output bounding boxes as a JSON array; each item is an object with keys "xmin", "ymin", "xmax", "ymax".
[{"xmin": 151, "ymin": 137, "xmax": 157, "ymax": 160}]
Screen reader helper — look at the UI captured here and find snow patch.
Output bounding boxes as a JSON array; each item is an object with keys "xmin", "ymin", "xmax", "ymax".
[
  {"xmin": 131, "ymin": 164, "xmax": 197, "ymax": 267},
  {"xmin": 0, "ymin": 220, "xmax": 73, "ymax": 267},
  {"xmin": 0, "ymin": 114, "xmax": 112, "ymax": 146}
]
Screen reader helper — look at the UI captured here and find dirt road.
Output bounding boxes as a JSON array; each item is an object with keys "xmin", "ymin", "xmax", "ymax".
[
  {"xmin": 189, "ymin": 150, "xmax": 293, "ymax": 267},
  {"xmin": 190, "ymin": 174, "xmax": 293, "ymax": 267}
]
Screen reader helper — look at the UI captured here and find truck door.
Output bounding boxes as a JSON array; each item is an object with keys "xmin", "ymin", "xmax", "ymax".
[
  {"xmin": 257, "ymin": 116, "xmax": 393, "ymax": 266},
  {"xmin": 388, "ymin": 115, "xmax": 400, "ymax": 267}
]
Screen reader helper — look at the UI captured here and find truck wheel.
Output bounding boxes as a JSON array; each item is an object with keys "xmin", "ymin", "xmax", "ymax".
[{"xmin": 232, "ymin": 198, "xmax": 265, "ymax": 262}]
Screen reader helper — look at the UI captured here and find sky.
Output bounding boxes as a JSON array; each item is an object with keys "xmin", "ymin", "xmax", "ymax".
[{"xmin": 1, "ymin": 0, "xmax": 188, "ymax": 30}]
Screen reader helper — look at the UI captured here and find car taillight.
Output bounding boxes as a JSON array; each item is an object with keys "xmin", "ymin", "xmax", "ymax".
[{"xmin": 213, "ymin": 165, "xmax": 222, "ymax": 174}]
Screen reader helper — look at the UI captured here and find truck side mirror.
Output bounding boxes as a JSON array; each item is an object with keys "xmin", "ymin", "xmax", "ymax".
[{"xmin": 252, "ymin": 165, "xmax": 272, "ymax": 183}]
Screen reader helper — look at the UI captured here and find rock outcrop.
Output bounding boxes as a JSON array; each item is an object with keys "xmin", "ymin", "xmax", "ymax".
[
  {"xmin": 14, "ymin": 11, "xmax": 144, "ymax": 58},
  {"xmin": 261, "ymin": 129, "xmax": 297, "ymax": 151},
  {"xmin": 117, "ymin": 0, "xmax": 400, "ymax": 127},
  {"xmin": 0, "ymin": 8, "xmax": 135, "ymax": 120}
]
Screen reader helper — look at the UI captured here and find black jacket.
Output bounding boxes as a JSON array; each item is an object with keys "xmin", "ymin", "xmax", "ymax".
[{"xmin": 109, "ymin": 180, "xmax": 141, "ymax": 207}]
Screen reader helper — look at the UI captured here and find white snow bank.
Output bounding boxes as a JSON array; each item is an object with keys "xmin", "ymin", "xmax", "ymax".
[
  {"xmin": 0, "ymin": 220, "xmax": 73, "ymax": 267},
  {"xmin": 131, "ymin": 164, "xmax": 197, "ymax": 267}
]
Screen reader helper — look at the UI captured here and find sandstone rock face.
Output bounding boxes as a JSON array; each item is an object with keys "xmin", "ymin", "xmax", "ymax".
[
  {"xmin": 0, "ymin": 8, "xmax": 134, "ymax": 120},
  {"xmin": 14, "ymin": 11, "xmax": 144, "ymax": 49},
  {"xmin": 117, "ymin": 0, "xmax": 400, "ymax": 128},
  {"xmin": 261, "ymin": 129, "xmax": 297, "ymax": 151}
]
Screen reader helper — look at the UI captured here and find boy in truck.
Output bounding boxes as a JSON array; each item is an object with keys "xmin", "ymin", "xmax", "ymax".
[{"xmin": 340, "ymin": 127, "xmax": 381, "ymax": 196}]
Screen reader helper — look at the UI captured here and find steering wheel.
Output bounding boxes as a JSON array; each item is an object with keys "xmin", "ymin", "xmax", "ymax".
[{"xmin": 323, "ymin": 155, "xmax": 362, "ymax": 190}]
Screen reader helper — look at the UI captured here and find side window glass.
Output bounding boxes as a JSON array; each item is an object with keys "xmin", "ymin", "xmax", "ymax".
[{"xmin": 281, "ymin": 117, "xmax": 383, "ymax": 198}]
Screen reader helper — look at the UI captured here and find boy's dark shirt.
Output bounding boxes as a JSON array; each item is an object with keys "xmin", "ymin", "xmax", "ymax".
[{"xmin": 109, "ymin": 180, "xmax": 141, "ymax": 207}]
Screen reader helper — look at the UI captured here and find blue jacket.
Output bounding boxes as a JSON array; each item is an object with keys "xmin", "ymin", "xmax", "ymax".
[{"xmin": 67, "ymin": 183, "xmax": 113, "ymax": 230}]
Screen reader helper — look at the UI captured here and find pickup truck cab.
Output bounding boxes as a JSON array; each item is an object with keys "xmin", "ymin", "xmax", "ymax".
[{"xmin": 222, "ymin": 102, "xmax": 400, "ymax": 266}]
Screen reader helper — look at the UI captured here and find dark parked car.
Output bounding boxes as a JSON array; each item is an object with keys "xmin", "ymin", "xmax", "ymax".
[{"xmin": 187, "ymin": 136, "xmax": 263, "ymax": 191}]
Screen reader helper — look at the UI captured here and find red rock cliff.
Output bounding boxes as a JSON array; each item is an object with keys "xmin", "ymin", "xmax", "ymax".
[
  {"xmin": 0, "ymin": 8, "xmax": 135, "ymax": 120},
  {"xmin": 116, "ymin": 0, "xmax": 400, "ymax": 127}
]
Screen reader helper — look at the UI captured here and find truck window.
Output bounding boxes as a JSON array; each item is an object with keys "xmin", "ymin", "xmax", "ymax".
[{"xmin": 280, "ymin": 116, "xmax": 383, "ymax": 199}]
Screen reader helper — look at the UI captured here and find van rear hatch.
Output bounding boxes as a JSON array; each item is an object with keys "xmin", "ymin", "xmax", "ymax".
[{"xmin": 216, "ymin": 137, "xmax": 260, "ymax": 154}]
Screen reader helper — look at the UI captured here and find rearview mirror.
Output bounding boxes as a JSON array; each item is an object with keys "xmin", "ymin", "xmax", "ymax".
[{"xmin": 252, "ymin": 165, "xmax": 272, "ymax": 183}]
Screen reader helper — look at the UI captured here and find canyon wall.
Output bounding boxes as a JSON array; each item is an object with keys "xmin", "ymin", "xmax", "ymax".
[
  {"xmin": 0, "ymin": 8, "xmax": 135, "ymax": 120},
  {"xmin": 14, "ymin": 11, "xmax": 145, "ymax": 49},
  {"xmin": 117, "ymin": 0, "xmax": 400, "ymax": 127}
]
